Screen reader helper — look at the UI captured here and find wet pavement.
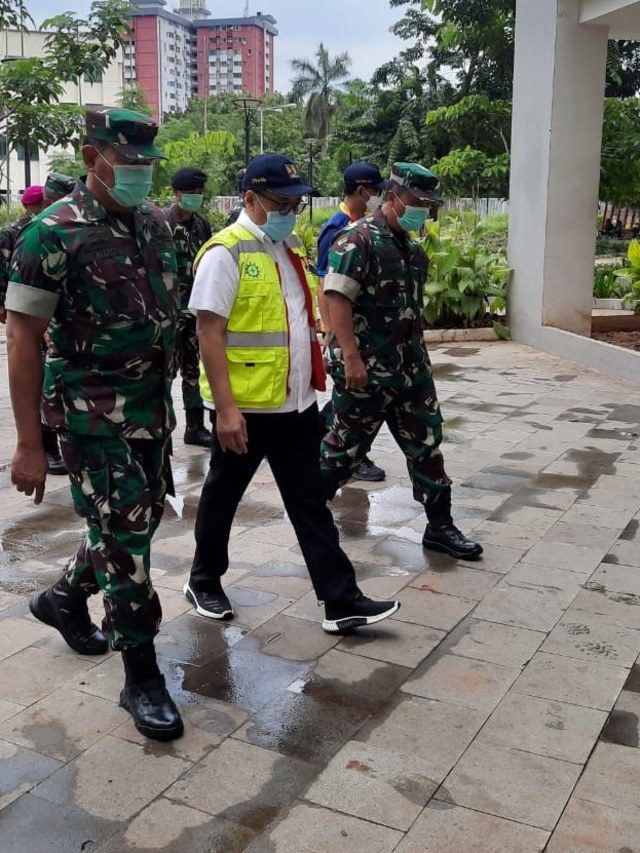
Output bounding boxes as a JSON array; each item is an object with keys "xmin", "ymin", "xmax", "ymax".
[{"xmin": 3, "ymin": 337, "xmax": 640, "ymax": 850}]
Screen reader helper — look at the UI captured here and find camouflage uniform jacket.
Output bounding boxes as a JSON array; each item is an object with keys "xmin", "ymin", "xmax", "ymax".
[
  {"xmin": 164, "ymin": 207, "xmax": 211, "ymax": 311},
  {"xmin": 6, "ymin": 180, "xmax": 178, "ymax": 439},
  {"xmin": 324, "ymin": 210, "xmax": 430, "ymax": 386},
  {"xmin": 0, "ymin": 213, "xmax": 32, "ymax": 308}
]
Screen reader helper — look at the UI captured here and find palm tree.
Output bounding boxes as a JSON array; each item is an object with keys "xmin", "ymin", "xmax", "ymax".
[{"xmin": 290, "ymin": 43, "xmax": 352, "ymax": 140}]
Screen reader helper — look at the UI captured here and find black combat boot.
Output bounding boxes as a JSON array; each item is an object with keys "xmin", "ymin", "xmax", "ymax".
[
  {"xmin": 422, "ymin": 491, "xmax": 483, "ymax": 561},
  {"xmin": 29, "ymin": 578, "xmax": 108, "ymax": 654},
  {"xmin": 183, "ymin": 409, "xmax": 212, "ymax": 447},
  {"xmin": 120, "ymin": 642, "xmax": 184, "ymax": 741},
  {"xmin": 42, "ymin": 425, "xmax": 68, "ymax": 475}
]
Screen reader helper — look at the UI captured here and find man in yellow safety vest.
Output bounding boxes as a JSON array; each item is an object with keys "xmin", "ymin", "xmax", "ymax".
[{"xmin": 183, "ymin": 153, "xmax": 400, "ymax": 633}]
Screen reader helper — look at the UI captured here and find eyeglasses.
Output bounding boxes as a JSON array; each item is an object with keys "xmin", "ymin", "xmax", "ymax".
[{"xmin": 257, "ymin": 192, "xmax": 308, "ymax": 216}]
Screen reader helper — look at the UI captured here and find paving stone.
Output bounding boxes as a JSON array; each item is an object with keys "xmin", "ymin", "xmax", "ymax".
[
  {"xmin": 357, "ymin": 695, "xmax": 486, "ymax": 781},
  {"xmin": 0, "ymin": 698, "xmax": 24, "ymax": 724},
  {"xmin": 541, "ymin": 611, "xmax": 640, "ymax": 667},
  {"xmin": 244, "ymin": 802, "xmax": 403, "ymax": 853},
  {"xmin": 0, "ymin": 739, "xmax": 61, "ymax": 812},
  {"xmin": 0, "ymin": 647, "xmax": 94, "ymax": 706},
  {"xmin": 474, "ymin": 520, "xmax": 553, "ymax": 550},
  {"xmin": 572, "ymin": 586, "xmax": 640, "ymax": 629},
  {"xmin": 505, "ymin": 561, "xmax": 588, "ymax": 597},
  {"xmin": 515, "ymin": 651, "xmax": 629, "ymax": 710},
  {"xmin": 304, "ymin": 740, "xmax": 437, "ymax": 830},
  {"xmin": 473, "ymin": 583, "xmax": 570, "ymax": 632},
  {"xmin": 559, "ymin": 503, "xmax": 633, "ymax": 530},
  {"xmin": 402, "ymin": 653, "xmax": 520, "ymax": 712},
  {"xmin": 0, "ymin": 591, "xmax": 22, "ymax": 612},
  {"xmin": 394, "ymin": 802, "xmax": 549, "ymax": 853},
  {"xmin": 409, "ymin": 565, "xmax": 503, "ymax": 600},
  {"xmin": 166, "ymin": 739, "xmax": 315, "ymax": 830},
  {"xmin": 479, "ymin": 692, "xmax": 607, "ymax": 763},
  {"xmin": 521, "ymin": 540, "xmax": 605, "ymax": 575},
  {"xmin": 542, "ymin": 520, "xmax": 620, "ymax": 549},
  {"xmin": 442, "ymin": 741, "xmax": 582, "ymax": 830},
  {"xmin": 394, "ymin": 587, "xmax": 477, "ymax": 630},
  {"xmin": 448, "ymin": 618, "xmax": 545, "ymax": 668},
  {"xmin": 249, "ymin": 614, "xmax": 340, "ymax": 662},
  {"xmin": 96, "ymin": 798, "xmax": 256, "ymax": 853},
  {"xmin": 573, "ymin": 741, "xmax": 640, "ymax": 815},
  {"xmin": 0, "ymin": 687, "xmax": 127, "ymax": 762},
  {"xmin": 337, "ymin": 618, "xmax": 445, "ymax": 667},
  {"xmin": 35, "ymin": 735, "xmax": 190, "ymax": 821},
  {"xmin": 591, "ymin": 562, "xmax": 640, "ymax": 596},
  {"xmin": 0, "ymin": 793, "xmax": 116, "ymax": 853},
  {"xmin": 0, "ymin": 616, "xmax": 51, "ymax": 662},
  {"xmin": 546, "ymin": 797, "xmax": 640, "ymax": 853}
]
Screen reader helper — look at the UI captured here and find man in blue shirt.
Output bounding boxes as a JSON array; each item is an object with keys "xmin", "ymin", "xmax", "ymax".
[{"xmin": 316, "ymin": 162, "xmax": 387, "ymax": 482}]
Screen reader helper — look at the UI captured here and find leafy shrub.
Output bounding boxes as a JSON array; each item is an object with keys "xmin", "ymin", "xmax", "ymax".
[
  {"xmin": 0, "ymin": 207, "xmax": 23, "ymax": 228},
  {"xmin": 593, "ymin": 264, "xmax": 630, "ymax": 299},
  {"xmin": 420, "ymin": 211, "xmax": 512, "ymax": 328},
  {"xmin": 615, "ymin": 240, "xmax": 640, "ymax": 313}
]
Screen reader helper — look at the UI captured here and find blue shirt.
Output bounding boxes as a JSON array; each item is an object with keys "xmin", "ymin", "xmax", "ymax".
[{"xmin": 316, "ymin": 207, "xmax": 350, "ymax": 276}]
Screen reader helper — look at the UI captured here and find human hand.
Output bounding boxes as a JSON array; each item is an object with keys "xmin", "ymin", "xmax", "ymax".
[
  {"xmin": 344, "ymin": 353, "xmax": 368, "ymax": 389},
  {"xmin": 12, "ymin": 443, "xmax": 47, "ymax": 504},
  {"xmin": 216, "ymin": 406, "xmax": 248, "ymax": 454}
]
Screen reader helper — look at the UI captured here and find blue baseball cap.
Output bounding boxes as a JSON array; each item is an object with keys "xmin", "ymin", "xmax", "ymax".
[
  {"xmin": 242, "ymin": 153, "xmax": 317, "ymax": 197},
  {"xmin": 343, "ymin": 161, "xmax": 386, "ymax": 192}
]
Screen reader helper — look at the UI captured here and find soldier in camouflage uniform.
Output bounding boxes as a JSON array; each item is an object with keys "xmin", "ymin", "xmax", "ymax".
[
  {"xmin": 6, "ymin": 106, "xmax": 183, "ymax": 741},
  {"xmin": 321, "ymin": 162, "xmax": 483, "ymax": 561},
  {"xmin": 164, "ymin": 167, "xmax": 212, "ymax": 446}
]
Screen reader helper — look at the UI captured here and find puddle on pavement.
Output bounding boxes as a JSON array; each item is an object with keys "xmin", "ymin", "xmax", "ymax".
[
  {"xmin": 441, "ymin": 347, "xmax": 479, "ymax": 357},
  {"xmin": 235, "ymin": 501, "xmax": 285, "ymax": 527},
  {"xmin": 600, "ymin": 707, "xmax": 640, "ymax": 748},
  {"xmin": 526, "ymin": 421, "xmax": 554, "ymax": 431},
  {"xmin": 250, "ymin": 561, "xmax": 309, "ymax": 580},
  {"xmin": 586, "ymin": 427, "xmax": 639, "ymax": 441},
  {"xmin": 463, "ymin": 467, "xmax": 534, "ymax": 494},
  {"xmin": 620, "ymin": 520, "xmax": 640, "ymax": 541},
  {"xmin": 533, "ymin": 472, "xmax": 594, "ymax": 493},
  {"xmin": 432, "ymin": 363, "xmax": 474, "ymax": 382},
  {"xmin": 607, "ymin": 405, "xmax": 640, "ymax": 423},
  {"xmin": 553, "ymin": 374, "xmax": 578, "ymax": 382},
  {"xmin": 501, "ymin": 452, "xmax": 534, "ymax": 461},
  {"xmin": 563, "ymin": 447, "xmax": 619, "ymax": 479},
  {"xmin": 623, "ymin": 664, "xmax": 640, "ymax": 693}
]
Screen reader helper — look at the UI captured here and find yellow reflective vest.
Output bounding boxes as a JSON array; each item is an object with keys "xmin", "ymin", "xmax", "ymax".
[{"xmin": 194, "ymin": 222, "xmax": 325, "ymax": 409}]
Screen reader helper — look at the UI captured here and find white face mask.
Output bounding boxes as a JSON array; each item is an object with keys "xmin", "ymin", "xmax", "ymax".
[{"xmin": 366, "ymin": 194, "xmax": 382, "ymax": 214}]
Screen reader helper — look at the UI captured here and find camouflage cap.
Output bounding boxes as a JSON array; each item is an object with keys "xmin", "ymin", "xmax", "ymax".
[
  {"xmin": 44, "ymin": 172, "xmax": 76, "ymax": 202},
  {"xmin": 390, "ymin": 162, "xmax": 443, "ymax": 205},
  {"xmin": 85, "ymin": 106, "xmax": 165, "ymax": 161}
]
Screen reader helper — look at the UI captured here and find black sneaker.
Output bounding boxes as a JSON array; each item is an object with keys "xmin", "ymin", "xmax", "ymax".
[
  {"xmin": 183, "ymin": 581, "xmax": 234, "ymax": 620},
  {"xmin": 352, "ymin": 456, "xmax": 386, "ymax": 482},
  {"xmin": 322, "ymin": 593, "xmax": 400, "ymax": 633},
  {"xmin": 422, "ymin": 523, "xmax": 483, "ymax": 561}
]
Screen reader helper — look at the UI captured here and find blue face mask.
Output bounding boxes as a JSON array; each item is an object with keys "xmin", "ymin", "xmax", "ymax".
[
  {"xmin": 260, "ymin": 210, "xmax": 297, "ymax": 243},
  {"xmin": 396, "ymin": 195, "xmax": 429, "ymax": 232}
]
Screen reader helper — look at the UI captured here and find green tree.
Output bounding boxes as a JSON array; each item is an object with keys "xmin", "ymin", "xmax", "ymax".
[
  {"xmin": 0, "ymin": 0, "xmax": 132, "ymax": 185},
  {"xmin": 600, "ymin": 98, "xmax": 640, "ymax": 204},
  {"xmin": 290, "ymin": 43, "xmax": 352, "ymax": 139},
  {"xmin": 117, "ymin": 84, "xmax": 153, "ymax": 117},
  {"xmin": 152, "ymin": 130, "xmax": 236, "ymax": 200}
]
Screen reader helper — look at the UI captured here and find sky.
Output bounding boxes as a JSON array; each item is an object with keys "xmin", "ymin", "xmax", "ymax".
[{"xmin": 26, "ymin": 0, "xmax": 407, "ymax": 93}]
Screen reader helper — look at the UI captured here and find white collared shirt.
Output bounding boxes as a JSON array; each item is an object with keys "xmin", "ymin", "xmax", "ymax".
[{"xmin": 189, "ymin": 209, "xmax": 316, "ymax": 414}]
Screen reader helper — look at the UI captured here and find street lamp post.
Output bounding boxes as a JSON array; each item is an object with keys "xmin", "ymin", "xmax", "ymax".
[
  {"xmin": 258, "ymin": 103, "xmax": 296, "ymax": 154},
  {"xmin": 233, "ymin": 97, "xmax": 261, "ymax": 166},
  {"xmin": 303, "ymin": 137, "xmax": 319, "ymax": 223}
]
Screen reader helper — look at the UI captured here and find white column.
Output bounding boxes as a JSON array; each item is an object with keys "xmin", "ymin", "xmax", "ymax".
[{"xmin": 508, "ymin": 0, "xmax": 609, "ymax": 339}]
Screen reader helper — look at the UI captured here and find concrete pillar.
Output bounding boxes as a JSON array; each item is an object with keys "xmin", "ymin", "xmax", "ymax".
[{"xmin": 508, "ymin": 0, "xmax": 609, "ymax": 340}]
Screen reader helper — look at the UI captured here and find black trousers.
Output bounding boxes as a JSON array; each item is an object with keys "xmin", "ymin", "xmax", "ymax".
[{"xmin": 189, "ymin": 403, "xmax": 359, "ymax": 604}]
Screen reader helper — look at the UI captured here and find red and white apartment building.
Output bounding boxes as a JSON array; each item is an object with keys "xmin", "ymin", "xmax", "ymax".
[{"xmin": 124, "ymin": 0, "xmax": 277, "ymax": 122}]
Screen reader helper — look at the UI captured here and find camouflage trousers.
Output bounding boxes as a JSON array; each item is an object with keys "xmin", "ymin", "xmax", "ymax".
[
  {"xmin": 320, "ymin": 371, "xmax": 452, "ymax": 510},
  {"xmin": 59, "ymin": 433, "xmax": 169, "ymax": 651},
  {"xmin": 176, "ymin": 310, "xmax": 202, "ymax": 411}
]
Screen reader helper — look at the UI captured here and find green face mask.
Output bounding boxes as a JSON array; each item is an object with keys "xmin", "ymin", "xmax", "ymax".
[
  {"xmin": 95, "ymin": 149, "xmax": 153, "ymax": 208},
  {"xmin": 179, "ymin": 193, "xmax": 204, "ymax": 212}
]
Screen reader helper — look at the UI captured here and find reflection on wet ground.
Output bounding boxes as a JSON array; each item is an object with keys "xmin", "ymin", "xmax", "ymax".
[{"xmin": 5, "ymin": 341, "xmax": 640, "ymax": 849}]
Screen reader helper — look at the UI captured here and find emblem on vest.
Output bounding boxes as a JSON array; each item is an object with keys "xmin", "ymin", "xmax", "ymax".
[{"xmin": 245, "ymin": 261, "xmax": 261, "ymax": 279}]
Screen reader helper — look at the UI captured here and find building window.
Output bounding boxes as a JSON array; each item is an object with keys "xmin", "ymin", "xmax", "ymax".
[
  {"xmin": 16, "ymin": 144, "xmax": 39, "ymax": 162},
  {"xmin": 84, "ymin": 70, "xmax": 103, "ymax": 84}
]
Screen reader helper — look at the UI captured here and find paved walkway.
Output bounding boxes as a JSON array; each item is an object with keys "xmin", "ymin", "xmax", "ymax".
[{"xmin": 1, "ymin": 338, "xmax": 640, "ymax": 852}]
